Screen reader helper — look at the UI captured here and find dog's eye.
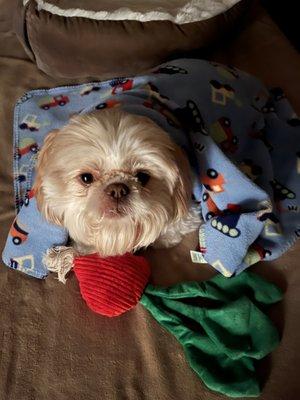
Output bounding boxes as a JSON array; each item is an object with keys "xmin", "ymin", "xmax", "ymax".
[
  {"xmin": 80, "ymin": 173, "xmax": 94, "ymax": 185},
  {"xmin": 136, "ymin": 171, "xmax": 150, "ymax": 186}
]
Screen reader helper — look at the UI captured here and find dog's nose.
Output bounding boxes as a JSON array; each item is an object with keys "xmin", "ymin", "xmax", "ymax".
[{"xmin": 105, "ymin": 183, "xmax": 130, "ymax": 199}]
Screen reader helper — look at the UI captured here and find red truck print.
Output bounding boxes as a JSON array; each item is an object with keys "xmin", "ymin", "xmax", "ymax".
[
  {"xmin": 110, "ymin": 79, "xmax": 134, "ymax": 95},
  {"xmin": 16, "ymin": 138, "xmax": 39, "ymax": 158},
  {"xmin": 24, "ymin": 188, "xmax": 35, "ymax": 206},
  {"xmin": 244, "ymin": 242, "xmax": 272, "ymax": 266},
  {"xmin": 39, "ymin": 95, "xmax": 70, "ymax": 110},
  {"xmin": 95, "ymin": 99, "xmax": 121, "ymax": 110},
  {"xmin": 250, "ymin": 242, "xmax": 271, "ymax": 259},
  {"xmin": 10, "ymin": 218, "xmax": 29, "ymax": 245},
  {"xmin": 209, "ymin": 117, "xmax": 238, "ymax": 153},
  {"xmin": 201, "ymin": 169, "xmax": 225, "ymax": 193},
  {"xmin": 202, "ymin": 191, "xmax": 221, "ymax": 220}
]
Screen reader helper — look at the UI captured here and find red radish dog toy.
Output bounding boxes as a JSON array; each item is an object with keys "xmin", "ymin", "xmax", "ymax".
[
  {"xmin": 70, "ymin": 251, "xmax": 280, "ymax": 398},
  {"xmin": 73, "ymin": 253, "xmax": 150, "ymax": 317}
]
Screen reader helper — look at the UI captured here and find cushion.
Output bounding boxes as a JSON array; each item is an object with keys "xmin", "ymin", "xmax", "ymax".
[{"xmin": 15, "ymin": 0, "xmax": 250, "ymax": 79}]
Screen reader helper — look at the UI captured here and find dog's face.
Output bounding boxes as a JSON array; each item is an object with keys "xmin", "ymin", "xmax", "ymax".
[{"xmin": 34, "ymin": 109, "xmax": 191, "ymax": 256}]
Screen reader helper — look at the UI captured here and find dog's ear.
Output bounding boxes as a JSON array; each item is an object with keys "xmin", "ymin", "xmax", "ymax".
[
  {"xmin": 172, "ymin": 145, "xmax": 192, "ymax": 221},
  {"xmin": 34, "ymin": 129, "xmax": 63, "ymax": 226}
]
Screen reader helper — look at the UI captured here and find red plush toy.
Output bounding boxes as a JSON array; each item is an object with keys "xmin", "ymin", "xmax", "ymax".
[{"xmin": 73, "ymin": 253, "xmax": 151, "ymax": 317}]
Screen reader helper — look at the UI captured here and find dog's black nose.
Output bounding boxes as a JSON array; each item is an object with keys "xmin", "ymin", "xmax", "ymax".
[{"xmin": 105, "ymin": 183, "xmax": 130, "ymax": 199}]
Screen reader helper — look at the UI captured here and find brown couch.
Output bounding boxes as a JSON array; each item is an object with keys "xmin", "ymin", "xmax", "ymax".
[{"xmin": 0, "ymin": 1, "xmax": 299, "ymax": 399}]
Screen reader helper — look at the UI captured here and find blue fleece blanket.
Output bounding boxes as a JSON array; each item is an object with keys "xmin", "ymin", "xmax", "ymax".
[{"xmin": 2, "ymin": 59, "xmax": 300, "ymax": 279}]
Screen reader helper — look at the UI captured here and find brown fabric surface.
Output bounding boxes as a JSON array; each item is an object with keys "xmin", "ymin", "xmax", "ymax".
[
  {"xmin": 0, "ymin": 0, "xmax": 28, "ymax": 60},
  {"xmin": 210, "ymin": 2, "xmax": 300, "ymax": 113},
  {"xmin": 20, "ymin": 0, "xmax": 250, "ymax": 79},
  {"xmin": 1, "ymin": 2, "xmax": 300, "ymax": 400}
]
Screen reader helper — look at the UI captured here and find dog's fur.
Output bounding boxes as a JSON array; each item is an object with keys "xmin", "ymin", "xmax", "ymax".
[{"xmin": 34, "ymin": 109, "xmax": 201, "ymax": 280}]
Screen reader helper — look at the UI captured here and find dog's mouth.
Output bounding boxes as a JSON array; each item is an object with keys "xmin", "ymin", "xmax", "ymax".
[{"xmin": 103, "ymin": 204, "xmax": 128, "ymax": 218}]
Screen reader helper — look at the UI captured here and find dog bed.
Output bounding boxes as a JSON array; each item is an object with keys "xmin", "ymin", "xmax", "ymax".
[
  {"xmin": 23, "ymin": 0, "xmax": 240, "ymax": 23},
  {"xmin": 14, "ymin": 0, "xmax": 250, "ymax": 78}
]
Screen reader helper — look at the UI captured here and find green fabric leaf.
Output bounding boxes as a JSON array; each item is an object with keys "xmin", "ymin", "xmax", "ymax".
[{"xmin": 140, "ymin": 271, "xmax": 282, "ymax": 398}]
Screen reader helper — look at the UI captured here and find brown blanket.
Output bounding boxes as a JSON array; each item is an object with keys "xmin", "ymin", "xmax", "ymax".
[{"xmin": 1, "ymin": 2, "xmax": 300, "ymax": 399}]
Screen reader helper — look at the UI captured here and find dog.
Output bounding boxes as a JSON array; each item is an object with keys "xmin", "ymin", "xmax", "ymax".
[{"xmin": 34, "ymin": 108, "xmax": 201, "ymax": 281}]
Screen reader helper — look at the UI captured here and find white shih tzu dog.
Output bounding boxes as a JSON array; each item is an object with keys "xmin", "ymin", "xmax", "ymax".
[{"xmin": 34, "ymin": 108, "xmax": 201, "ymax": 280}]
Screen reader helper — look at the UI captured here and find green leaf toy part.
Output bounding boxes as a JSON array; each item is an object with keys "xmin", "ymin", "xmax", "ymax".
[{"xmin": 141, "ymin": 272, "xmax": 282, "ymax": 397}]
